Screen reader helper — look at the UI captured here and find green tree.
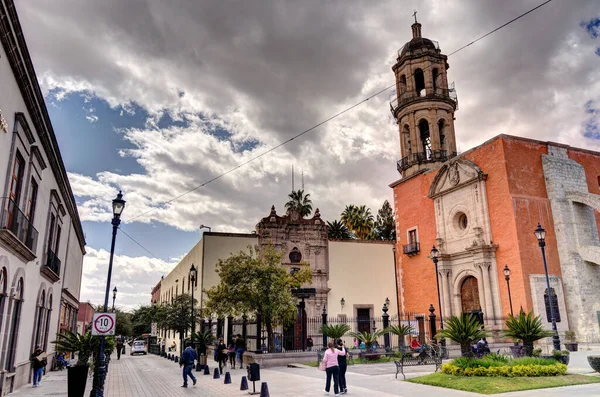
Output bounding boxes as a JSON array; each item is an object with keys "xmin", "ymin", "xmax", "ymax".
[
  {"xmin": 204, "ymin": 244, "xmax": 312, "ymax": 353},
  {"xmin": 163, "ymin": 294, "xmax": 201, "ymax": 355},
  {"xmin": 341, "ymin": 205, "xmax": 374, "ymax": 239},
  {"xmin": 131, "ymin": 304, "xmax": 164, "ymax": 337},
  {"xmin": 436, "ymin": 314, "xmax": 489, "ymax": 357},
  {"xmin": 285, "ymin": 189, "xmax": 313, "ymax": 218},
  {"xmin": 374, "ymin": 200, "xmax": 396, "ymax": 240},
  {"xmin": 385, "ymin": 324, "xmax": 414, "ymax": 348},
  {"xmin": 327, "ymin": 220, "xmax": 353, "ymax": 240},
  {"xmin": 503, "ymin": 310, "xmax": 555, "ymax": 356},
  {"xmin": 348, "ymin": 330, "xmax": 386, "ymax": 350}
]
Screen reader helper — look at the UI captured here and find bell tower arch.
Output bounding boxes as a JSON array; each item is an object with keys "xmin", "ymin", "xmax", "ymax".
[{"xmin": 391, "ymin": 20, "xmax": 459, "ymax": 177}]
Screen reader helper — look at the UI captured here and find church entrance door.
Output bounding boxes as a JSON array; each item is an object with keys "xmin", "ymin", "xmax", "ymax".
[{"xmin": 460, "ymin": 276, "xmax": 481, "ymax": 313}]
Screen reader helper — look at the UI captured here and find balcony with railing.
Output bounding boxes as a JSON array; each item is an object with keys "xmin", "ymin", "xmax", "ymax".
[
  {"xmin": 397, "ymin": 150, "xmax": 458, "ymax": 174},
  {"xmin": 0, "ymin": 197, "xmax": 38, "ymax": 261},
  {"xmin": 41, "ymin": 248, "xmax": 61, "ymax": 282},
  {"xmin": 402, "ymin": 242, "xmax": 420, "ymax": 256},
  {"xmin": 390, "ymin": 86, "xmax": 458, "ymax": 119}
]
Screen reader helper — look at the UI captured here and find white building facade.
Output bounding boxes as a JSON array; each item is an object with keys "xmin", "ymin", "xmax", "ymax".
[{"xmin": 0, "ymin": 0, "xmax": 86, "ymax": 393}]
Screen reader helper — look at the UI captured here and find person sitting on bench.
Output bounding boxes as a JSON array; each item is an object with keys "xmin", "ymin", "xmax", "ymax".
[{"xmin": 410, "ymin": 337, "xmax": 422, "ymax": 353}]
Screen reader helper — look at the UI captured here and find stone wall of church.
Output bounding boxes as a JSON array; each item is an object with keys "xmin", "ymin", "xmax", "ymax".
[{"xmin": 542, "ymin": 145, "xmax": 600, "ymax": 342}]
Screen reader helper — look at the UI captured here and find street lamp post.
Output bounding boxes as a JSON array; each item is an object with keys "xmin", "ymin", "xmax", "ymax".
[
  {"xmin": 199, "ymin": 225, "xmax": 211, "ymax": 233},
  {"xmin": 112, "ymin": 287, "xmax": 117, "ymax": 312},
  {"xmin": 534, "ymin": 224, "xmax": 561, "ymax": 351},
  {"xmin": 503, "ymin": 265, "xmax": 513, "ymax": 316},
  {"xmin": 429, "ymin": 246, "xmax": 444, "ymax": 331},
  {"xmin": 189, "ymin": 264, "xmax": 197, "ymax": 349},
  {"xmin": 93, "ymin": 191, "xmax": 125, "ymax": 397}
]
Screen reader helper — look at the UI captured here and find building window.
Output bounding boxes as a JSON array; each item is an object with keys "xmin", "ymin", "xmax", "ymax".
[
  {"xmin": 26, "ymin": 179, "xmax": 38, "ymax": 223},
  {"xmin": 457, "ymin": 213, "xmax": 468, "ymax": 230},
  {"xmin": 544, "ymin": 288, "xmax": 561, "ymax": 323},
  {"xmin": 44, "ymin": 295, "xmax": 53, "ymax": 349},
  {"xmin": 6, "ymin": 278, "xmax": 23, "ymax": 371},
  {"xmin": 289, "ymin": 247, "xmax": 302, "ymax": 263},
  {"xmin": 9, "ymin": 151, "xmax": 25, "ymax": 207},
  {"xmin": 35, "ymin": 290, "xmax": 46, "ymax": 347}
]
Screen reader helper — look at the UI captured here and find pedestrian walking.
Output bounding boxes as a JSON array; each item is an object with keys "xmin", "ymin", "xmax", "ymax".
[
  {"xmin": 180, "ymin": 342, "xmax": 197, "ymax": 388},
  {"xmin": 30, "ymin": 346, "xmax": 47, "ymax": 388},
  {"xmin": 336, "ymin": 339, "xmax": 348, "ymax": 394},
  {"xmin": 216, "ymin": 337, "xmax": 227, "ymax": 374},
  {"xmin": 116, "ymin": 337, "xmax": 124, "ymax": 360},
  {"xmin": 227, "ymin": 339, "xmax": 236, "ymax": 368},
  {"xmin": 235, "ymin": 334, "xmax": 246, "ymax": 369},
  {"xmin": 321, "ymin": 340, "xmax": 345, "ymax": 395},
  {"xmin": 306, "ymin": 335, "xmax": 313, "ymax": 351}
]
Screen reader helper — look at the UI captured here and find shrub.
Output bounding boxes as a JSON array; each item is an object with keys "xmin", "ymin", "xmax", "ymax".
[
  {"xmin": 503, "ymin": 311, "xmax": 554, "ymax": 356},
  {"xmin": 441, "ymin": 362, "xmax": 567, "ymax": 377},
  {"xmin": 532, "ymin": 348, "xmax": 542, "ymax": 357},
  {"xmin": 320, "ymin": 324, "xmax": 351, "ymax": 340},
  {"xmin": 564, "ymin": 330, "xmax": 576, "ymax": 343},
  {"xmin": 436, "ymin": 314, "xmax": 489, "ymax": 356},
  {"xmin": 512, "ymin": 357, "xmax": 557, "ymax": 366}
]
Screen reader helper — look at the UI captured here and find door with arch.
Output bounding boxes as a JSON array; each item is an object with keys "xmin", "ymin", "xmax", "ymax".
[{"xmin": 460, "ymin": 276, "xmax": 481, "ymax": 314}]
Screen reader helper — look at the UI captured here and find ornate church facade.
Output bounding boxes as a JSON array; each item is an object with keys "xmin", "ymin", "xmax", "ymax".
[{"xmin": 391, "ymin": 22, "xmax": 600, "ymax": 341}]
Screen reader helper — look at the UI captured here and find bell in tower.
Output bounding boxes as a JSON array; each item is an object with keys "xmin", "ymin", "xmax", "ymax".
[{"xmin": 390, "ymin": 18, "xmax": 459, "ymax": 178}]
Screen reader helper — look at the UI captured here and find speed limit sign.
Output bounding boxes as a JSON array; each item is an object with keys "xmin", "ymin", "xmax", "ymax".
[{"xmin": 92, "ymin": 313, "xmax": 116, "ymax": 336}]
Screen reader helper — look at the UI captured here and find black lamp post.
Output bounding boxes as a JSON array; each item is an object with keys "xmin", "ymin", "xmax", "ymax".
[
  {"xmin": 189, "ymin": 264, "xmax": 197, "ymax": 348},
  {"xmin": 429, "ymin": 246, "xmax": 444, "ymax": 331},
  {"xmin": 503, "ymin": 265, "xmax": 513, "ymax": 316},
  {"xmin": 112, "ymin": 287, "xmax": 117, "ymax": 311},
  {"xmin": 199, "ymin": 224, "xmax": 211, "ymax": 233},
  {"xmin": 382, "ymin": 300, "xmax": 390, "ymax": 349},
  {"xmin": 534, "ymin": 223, "xmax": 561, "ymax": 351},
  {"xmin": 93, "ymin": 191, "xmax": 125, "ymax": 397}
]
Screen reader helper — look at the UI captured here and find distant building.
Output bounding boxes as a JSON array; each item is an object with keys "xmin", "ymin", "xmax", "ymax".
[
  {"xmin": 0, "ymin": 0, "xmax": 86, "ymax": 392},
  {"xmin": 390, "ymin": 21, "xmax": 600, "ymax": 341},
  {"xmin": 157, "ymin": 207, "xmax": 397, "ymax": 351},
  {"xmin": 151, "ymin": 279, "xmax": 161, "ymax": 304},
  {"xmin": 77, "ymin": 302, "xmax": 95, "ymax": 335}
]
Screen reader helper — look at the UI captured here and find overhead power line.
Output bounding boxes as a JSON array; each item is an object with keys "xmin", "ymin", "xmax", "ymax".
[{"xmin": 118, "ymin": 0, "xmax": 554, "ymax": 257}]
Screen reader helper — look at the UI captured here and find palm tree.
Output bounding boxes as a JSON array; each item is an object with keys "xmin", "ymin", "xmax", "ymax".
[
  {"xmin": 327, "ymin": 220, "xmax": 353, "ymax": 240},
  {"xmin": 320, "ymin": 324, "xmax": 351, "ymax": 341},
  {"xmin": 385, "ymin": 324, "xmax": 414, "ymax": 348},
  {"xmin": 52, "ymin": 330, "xmax": 93, "ymax": 367},
  {"xmin": 285, "ymin": 189, "xmax": 313, "ymax": 218},
  {"xmin": 503, "ymin": 311, "xmax": 554, "ymax": 356},
  {"xmin": 341, "ymin": 205, "xmax": 374, "ymax": 239},
  {"xmin": 348, "ymin": 330, "xmax": 386, "ymax": 351},
  {"xmin": 436, "ymin": 314, "xmax": 489, "ymax": 357}
]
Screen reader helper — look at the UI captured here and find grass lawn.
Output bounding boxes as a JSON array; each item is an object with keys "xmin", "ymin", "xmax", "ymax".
[{"xmin": 407, "ymin": 373, "xmax": 600, "ymax": 394}]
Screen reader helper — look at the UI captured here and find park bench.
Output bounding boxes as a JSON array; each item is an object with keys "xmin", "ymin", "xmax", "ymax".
[{"xmin": 394, "ymin": 344, "xmax": 443, "ymax": 379}]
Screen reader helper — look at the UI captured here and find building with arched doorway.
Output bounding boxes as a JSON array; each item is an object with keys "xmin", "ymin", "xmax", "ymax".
[{"xmin": 390, "ymin": 21, "xmax": 600, "ymax": 341}]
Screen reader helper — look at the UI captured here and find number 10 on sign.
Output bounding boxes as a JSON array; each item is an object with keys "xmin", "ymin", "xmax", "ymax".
[{"xmin": 92, "ymin": 313, "xmax": 116, "ymax": 336}]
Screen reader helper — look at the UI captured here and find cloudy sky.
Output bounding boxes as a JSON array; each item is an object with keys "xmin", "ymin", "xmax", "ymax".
[{"xmin": 15, "ymin": 1, "xmax": 600, "ymax": 311}]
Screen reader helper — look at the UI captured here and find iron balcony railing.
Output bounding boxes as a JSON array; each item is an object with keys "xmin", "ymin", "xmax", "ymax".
[
  {"xmin": 45, "ymin": 248, "xmax": 61, "ymax": 276},
  {"xmin": 390, "ymin": 86, "xmax": 458, "ymax": 119},
  {"xmin": 402, "ymin": 242, "xmax": 420, "ymax": 255},
  {"xmin": 397, "ymin": 150, "xmax": 458, "ymax": 173},
  {"xmin": 0, "ymin": 197, "xmax": 39, "ymax": 252}
]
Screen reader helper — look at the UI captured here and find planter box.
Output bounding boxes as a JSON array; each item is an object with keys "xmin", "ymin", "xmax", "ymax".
[
  {"xmin": 541, "ymin": 354, "xmax": 570, "ymax": 365},
  {"xmin": 564, "ymin": 343, "xmax": 578, "ymax": 352},
  {"xmin": 67, "ymin": 365, "xmax": 89, "ymax": 397},
  {"xmin": 588, "ymin": 356, "xmax": 600, "ymax": 373}
]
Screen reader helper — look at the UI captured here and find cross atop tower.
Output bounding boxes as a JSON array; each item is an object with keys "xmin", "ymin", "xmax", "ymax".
[{"xmin": 412, "ymin": 10, "xmax": 418, "ymax": 23}]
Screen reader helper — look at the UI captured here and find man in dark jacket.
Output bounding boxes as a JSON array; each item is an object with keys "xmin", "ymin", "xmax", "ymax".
[
  {"xmin": 336, "ymin": 339, "xmax": 348, "ymax": 394},
  {"xmin": 116, "ymin": 337, "xmax": 124, "ymax": 360},
  {"xmin": 180, "ymin": 342, "xmax": 197, "ymax": 387},
  {"xmin": 30, "ymin": 346, "xmax": 47, "ymax": 387}
]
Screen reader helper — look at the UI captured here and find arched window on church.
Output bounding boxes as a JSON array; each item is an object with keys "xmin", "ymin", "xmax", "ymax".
[
  {"xmin": 544, "ymin": 288, "xmax": 561, "ymax": 322},
  {"xmin": 418, "ymin": 119, "xmax": 431, "ymax": 159},
  {"xmin": 432, "ymin": 68, "xmax": 438, "ymax": 92},
  {"xmin": 289, "ymin": 247, "xmax": 302, "ymax": 264},
  {"xmin": 399, "ymin": 74, "xmax": 407, "ymax": 94},
  {"xmin": 402, "ymin": 124, "xmax": 411, "ymax": 155},
  {"xmin": 438, "ymin": 119, "xmax": 446, "ymax": 149},
  {"xmin": 414, "ymin": 69, "xmax": 425, "ymax": 97}
]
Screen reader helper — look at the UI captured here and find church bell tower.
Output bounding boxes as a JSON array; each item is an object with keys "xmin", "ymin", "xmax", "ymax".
[{"xmin": 391, "ymin": 18, "xmax": 459, "ymax": 177}]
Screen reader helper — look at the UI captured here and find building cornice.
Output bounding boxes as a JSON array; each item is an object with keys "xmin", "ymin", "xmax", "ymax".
[{"xmin": 0, "ymin": 0, "xmax": 86, "ymax": 253}]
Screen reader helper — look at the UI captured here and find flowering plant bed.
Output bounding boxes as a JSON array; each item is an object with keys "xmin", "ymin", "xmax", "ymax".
[{"xmin": 441, "ymin": 354, "xmax": 566, "ymax": 377}]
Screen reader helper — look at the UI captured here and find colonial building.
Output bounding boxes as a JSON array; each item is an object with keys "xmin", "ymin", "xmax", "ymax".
[
  {"xmin": 0, "ymin": 0, "xmax": 86, "ymax": 393},
  {"xmin": 390, "ymin": 22, "xmax": 600, "ymax": 341},
  {"xmin": 76, "ymin": 302, "xmax": 95, "ymax": 335},
  {"xmin": 157, "ymin": 206, "xmax": 397, "ymax": 351}
]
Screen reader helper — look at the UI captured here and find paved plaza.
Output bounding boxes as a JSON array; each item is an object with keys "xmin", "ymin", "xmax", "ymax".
[{"xmin": 11, "ymin": 350, "xmax": 600, "ymax": 397}]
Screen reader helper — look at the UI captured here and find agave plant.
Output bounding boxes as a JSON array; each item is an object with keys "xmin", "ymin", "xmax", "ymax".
[
  {"xmin": 436, "ymin": 314, "xmax": 489, "ymax": 357},
  {"xmin": 52, "ymin": 330, "xmax": 93, "ymax": 367},
  {"xmin": 348, "ymin": 330, "xmax": 386, "ymax": 351},
  {"xmin": 385, "ymin": 324, "xmax": 414, "ymax": 348},
  {"xmin": 320, "ymin": 324, "xmax": 351, "ymax": 341},
  {"xmin": 503, "ymin": 310, "xmax": 555, "ymax": 356},
  {"xmin": 191, "ymin": 330, "xmax": 216, "ymax": 353}
]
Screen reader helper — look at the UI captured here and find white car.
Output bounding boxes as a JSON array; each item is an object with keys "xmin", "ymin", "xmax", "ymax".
[{"xmin": 131, "ymin": 341, "xmax": 147, "ymax": 355}]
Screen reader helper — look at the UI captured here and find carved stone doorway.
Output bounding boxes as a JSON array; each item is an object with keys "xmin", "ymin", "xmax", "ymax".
[{"xmin": 460, "ymin": 276, "xmax": 481, "ymax": 313}]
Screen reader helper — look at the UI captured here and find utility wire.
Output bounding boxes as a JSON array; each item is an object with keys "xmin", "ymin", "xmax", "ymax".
[{"xmin": 118, "ymin": 0, "xmax": 554, "ymax": 255}]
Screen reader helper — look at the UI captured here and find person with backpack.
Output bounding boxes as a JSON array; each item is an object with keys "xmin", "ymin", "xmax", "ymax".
[
  {"xmin": 30, "ymin": 346, "xmax": 47, "ymax": 387},
  {"xmin": 180, "ymin": 342, "xmax": 197, "ymax": 388}
]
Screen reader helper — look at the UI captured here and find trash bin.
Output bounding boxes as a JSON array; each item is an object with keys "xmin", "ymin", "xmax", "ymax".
[{"xmin": 247, "ymin": 363, "xmax": 260, "ymax": 382}]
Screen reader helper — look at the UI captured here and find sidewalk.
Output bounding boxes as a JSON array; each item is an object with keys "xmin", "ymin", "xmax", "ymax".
[{"xmin": 10, "ymin": 351, "xmax": 600, "ymax": 396}]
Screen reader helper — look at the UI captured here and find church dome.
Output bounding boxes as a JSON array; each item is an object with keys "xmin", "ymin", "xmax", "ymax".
[{"xmin": 400, "ymin": 37, "xmax": 439, "ymax": 57}]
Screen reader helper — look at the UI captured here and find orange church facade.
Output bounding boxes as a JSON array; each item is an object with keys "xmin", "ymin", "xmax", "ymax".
[{"xmin": 390, "ymin": 21, "xmax": 600, "ymax": 340}]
